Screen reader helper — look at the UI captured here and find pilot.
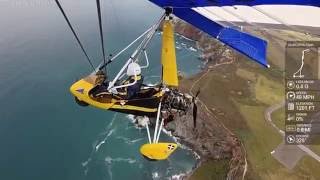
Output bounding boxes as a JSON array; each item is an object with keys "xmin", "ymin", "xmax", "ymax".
[
  {"xmin": 95, "ymin": 70, "xmax": 107, "ymax": 86},
  {"xmin": 91, "ymin": 70, "xmax": 109, "ymax": 98},
  {"xmin": 122, "ymin": 62, "xmax": 144, "ymax": 99}
]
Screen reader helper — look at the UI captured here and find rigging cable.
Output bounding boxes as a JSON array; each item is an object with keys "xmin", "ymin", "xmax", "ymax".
[
  {"xmin": 96, "ymin": 0, "xmax": 107, "ymax": 72},
  {"xmin": 54, "ymin": 0, "xmax": 96, "ymax": 71},
  {"xmin": 97, "ymin": 26, "xmax": 153, "ymax": 71}
]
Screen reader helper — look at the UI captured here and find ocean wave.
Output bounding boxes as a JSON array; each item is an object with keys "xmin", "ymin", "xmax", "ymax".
[
  {"xmin": 100, "ymin": 113, "xmax": 118, "ymax": 136},
  {"xmin": 170, "ymin": 172, "xmax": 187, "ymax": 180},
  {"xmin": 146, "ymin": 83, "xmax": 157, "ymax": 86},
  {"xmin": 81, "ymin": 157, "xmax": 91, "ymax": 176},
  {"xmin": 188, "ymin": 47, "xmax": 197, "ymax": 52},
  {"xmin": 107, "ymin": 164, "xmax": 113, "ymax": 180},
  {"xmin": 82, "ymin": 113, "xmax": 119, "ymax": 175},
  {"xmin": 144, "ymin": 75, "xmax": 161, "ymax": 80},
  {"xmin": 177, "ymin": 34, "xmax": 194, "ymax": 42},
  {"xmin": 152, "ymin": 172, "xmax": 160, "ymax": 179},
  {"xmin": 126, "ymin": 114, "xmax": 135, "ymax": 123},
  {"xmin": 105, "ymin": 156, "xmax": 137, "ymax": 164},
  {"xmin": 95, "ymin": 129, "xmax": 115, "ymax": 151},
  {"xmin": 116, "ymin": 136, "xmax": 144, "ymax": 145},
  {"xmin": 125, "ymin": 114, "xmax": 147, "ymax": 130},
  {"xmin": 96, "ymin": 114, "xmax": 118, "ymax": 151},
  {"xmin": 81, "ymin": 158, "xmax": 91, "ymax": 167}
]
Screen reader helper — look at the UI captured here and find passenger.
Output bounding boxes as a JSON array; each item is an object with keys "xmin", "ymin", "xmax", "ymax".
[{"xmin": 123, "ymin": 62, "xmax": 144, "ymax": 99}]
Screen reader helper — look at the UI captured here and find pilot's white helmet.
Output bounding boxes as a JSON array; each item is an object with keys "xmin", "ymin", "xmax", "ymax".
[{"xmin": 126, "ymin": 62, "xmax": 141, "ymax": 76}]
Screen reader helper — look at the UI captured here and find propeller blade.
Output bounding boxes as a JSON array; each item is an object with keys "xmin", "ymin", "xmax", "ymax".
[
  {"xmin": 195, "ymin": 89, "xmax": 201, "ymax": 98},
  {"xmin": 193, "ymin": 103, "xmax": 198, "ymax": 129}
]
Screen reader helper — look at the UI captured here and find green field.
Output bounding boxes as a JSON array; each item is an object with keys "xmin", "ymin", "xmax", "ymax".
[
  {"xmin": 190, "ymin": 160, "xmax": 229, "ymax": 180},
  {"xmin": 234, "ymin": 67, "xmax": 320, "ymax": 180},
  {"xmin": 271, "ymin": 107, "xmax": 285, "ymax": 131},
  {"xmin": 179, "ymin": 30, "xmax": 320, "ymax": 179},
  {"xmin": 181, "ymin": 59, "xmax": 320, "ymax": 179}
]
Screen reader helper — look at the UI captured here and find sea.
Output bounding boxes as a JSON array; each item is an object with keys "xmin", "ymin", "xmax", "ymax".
[{"xmin": 0, "ymin": 0, "xmax": 203, "ymax": 179}]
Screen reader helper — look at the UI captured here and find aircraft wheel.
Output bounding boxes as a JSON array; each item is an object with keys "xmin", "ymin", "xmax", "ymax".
[{"xmin": 75, "ymin": 97, "xmax": 89, "ymax": 107}]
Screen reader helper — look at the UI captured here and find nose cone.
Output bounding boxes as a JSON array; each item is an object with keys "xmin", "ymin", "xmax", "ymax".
[{"xmin": 70, "ymin": 79, "xmax": 94, "ymax": 101}]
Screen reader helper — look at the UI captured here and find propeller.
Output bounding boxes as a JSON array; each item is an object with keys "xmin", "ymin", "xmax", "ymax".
[{"xmin": 192, "ymin": 89, "xmax": 200, "ymax": 129}]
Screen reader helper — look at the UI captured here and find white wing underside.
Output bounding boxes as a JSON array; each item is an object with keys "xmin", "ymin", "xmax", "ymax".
[{"xmin": 192, "ymin": 5, "xmax": 320, "ymax": 35}]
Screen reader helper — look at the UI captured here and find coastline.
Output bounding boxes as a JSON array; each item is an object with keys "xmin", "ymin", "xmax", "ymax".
[
  {"xmin": 168, "ymin": 70, "xmax": 246, "ymax": 180},
  {"xmin": 165, "ymin": 19, "xmax": 248, "ymax": 179},
  {"xmin": 172, "ymin": 20, "xmax": 320, "ymax": 179}
]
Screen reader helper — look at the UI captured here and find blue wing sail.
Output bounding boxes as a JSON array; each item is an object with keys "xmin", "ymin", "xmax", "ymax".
[
  {"xmin": 173, "ymin": 8, "xmax": 268, "ymax": 67},
  {"xmin": 149, "ymin": 0, "xmax": 320, "ymax": 67},
  {"xmin": 149, "ymin": 0, "xmax": 320, "ymax": 8}
]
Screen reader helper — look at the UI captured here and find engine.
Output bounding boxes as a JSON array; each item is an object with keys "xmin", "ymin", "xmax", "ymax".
[{"xmin": 162, "ymin": 90, "xmax": 193, "ymax": 113}]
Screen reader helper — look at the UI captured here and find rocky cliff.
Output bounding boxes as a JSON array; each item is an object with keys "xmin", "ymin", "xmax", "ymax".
[{"xmin": 166, "ymin": 20, "xmax": 246, "ymax": 180}]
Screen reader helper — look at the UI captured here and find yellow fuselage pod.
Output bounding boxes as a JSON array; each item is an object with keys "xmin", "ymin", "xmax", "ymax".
[
  {"xmin": 69, "ymin": 75, "xmax": 162, "ymax": 116},
  {"xmin": 161, "ymin": 19, "xmax": 179, "ymax": 87},
  {"xmin": 140, "ymin": 143, "xmax": 178, "ymax": 160}
]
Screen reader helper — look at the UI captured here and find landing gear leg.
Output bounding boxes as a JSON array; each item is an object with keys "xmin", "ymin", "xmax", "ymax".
[
  {"xmin": 140, "ymin": 102, "xmax": 178, "ymax": 161},
  {"xmin": 144, "ymin": 118, "xmax": 152, "ymax": 144}
]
